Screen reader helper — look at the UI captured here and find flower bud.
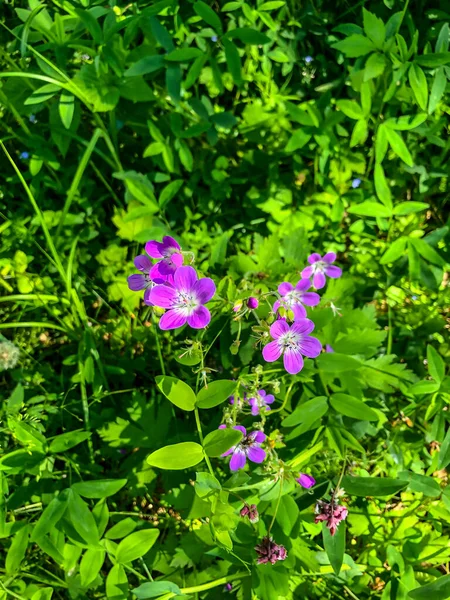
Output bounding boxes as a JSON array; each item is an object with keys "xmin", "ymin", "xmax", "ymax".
[
  {"xmin": 233, "ymin": 300, "xmax": 243, "ymax": 313},
  {"xmin": 247, "ymin": 297, "xmax": 259, "ymax": 309},
  {"xmin": 296, "ymin": 473, "xmax": 316, "ymax": 489},
  {"xmin": 230, "ymin": 340, "xmax": 241, "ymax": 355}
]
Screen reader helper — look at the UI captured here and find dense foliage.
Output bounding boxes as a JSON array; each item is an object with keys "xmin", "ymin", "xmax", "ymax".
[{"xmin": 0, "ymin": 0, "xmax": 449, "ymax": 598}]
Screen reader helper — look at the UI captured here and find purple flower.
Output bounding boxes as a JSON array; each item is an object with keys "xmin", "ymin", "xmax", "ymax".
[
  {"xmin": 149, "ymin": 266, "xmax": 215, "ymax": 330},
  {"xmin": 273, "ymin": 279, "xmax": 320, "ymax": 320},
  {"xmin": 301, "ymin": 252, "xmax": 342, "ymax": 290},
  {"xmin": 247, "ymin": 297, "xmax": 259, "ymax": 309},
  {"xmin": 20, "ymin": 151, "xmax": 29, "ymax": 160},
  {"xmin": 222, "ymin": 426, "xmax": 266, "ymax": 471},
  {"xmin": 325, "ymin": 344, "xmax": 334, "ymax": 353},
  {"xmin": 240, "ymin": 503, "xmax": 259, "ymax": 523},
  {"xmin": 352, "ymin": 178, "xmax": 361, "ymax": 188},
  {"xmin": 224, "ymin": 583, "xmax": 233, "ymax": 592},
  {"xmin": 262, "ymin": 318, "xmax": 322, "ymax": 375},
  {"xmin": 145, "ymin": 236, "xmax": 183, "ymax": 279},
  {"xmin": 296, "ymin": 473, "xmax": 316, "ymax": 488},
  {"xmin": 127, "ymin": 254, "xmax": 168, "ymax": 305},
  {"xmin": 248, "ymin": 389, "xmax": 275, "ymax": 416},
  {"xmin": 315, "ymin": 500, "xmax": 348, "ymax": 536},
  {"xmin": 304, "ymin": 55, "xmax": 313, "ymax": 64},
  {"xmin": 211, "ymin": 35, "xmax": 218, "ymax": 42},
  {"xmin": 255, "ymin": 536, "xmax": 287, "ymax": 565}
]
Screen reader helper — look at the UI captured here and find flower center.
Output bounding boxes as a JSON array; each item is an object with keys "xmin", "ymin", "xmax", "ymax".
[
  {"xmin": 278, "ymin": 331, "xmax": 301, "ymax": 351},
  {"xmin": 283, "ymin": 290, "xmax": 303, "ymax": 306},
  {"xmin": 311, "ymin": 261, "xmax": 326, "ymax": 273},
  {"xmin": 175, "ymin": 291, "xmax": 199, "ymax": 314}
]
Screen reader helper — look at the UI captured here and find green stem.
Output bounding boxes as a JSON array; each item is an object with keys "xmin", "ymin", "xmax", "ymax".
[
  {"xmin": 153, "ymin": 319, "xmax": 166, "ymax": 376},
  {"xmin": 387, "ymin": 305, "xmax": 393, "ymax": 355},
  {"xmin": 166, "ymin": 572, "xmax": 249, "ymax": 598},
  {"xmin": 270, "ymin": 381, "xmax": 295, "ymax": 414},
  {"xmin": 268, "ymin": 477, "xmax": 284, "ymax": 534},
  {"xmin": 194, "ymin": 407, "xmax": 215, "ymax": 477}
]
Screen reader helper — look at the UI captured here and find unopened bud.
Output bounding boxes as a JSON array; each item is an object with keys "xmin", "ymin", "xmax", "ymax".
[{"xmin": 230, "ymin": 340, "xmax": 241, "ymax": 355}]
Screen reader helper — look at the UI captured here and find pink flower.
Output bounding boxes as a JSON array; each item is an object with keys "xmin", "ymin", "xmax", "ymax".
[
  {"xmin": 145, "ymin": 235, "xmax": 183, "ymax": 279},
  {"xmin": 315, "ymin": 500, "xmax": 348, "ymax": 536},
  {"xmin": 248, "ymin": 389, "xmax": 275, "ymax": 416},
  {"xmin": 127, "ymin": 254, "xmax": 169, "ymax": 305},
  {"xmin": 273, "ymin": 279, "xmax": 320, "ymax": 320},
  {"xmin": 240, "ymin": 503, "xmax": 259, "ymax": 523},
  {"xmin": 247, "ymin": 297, "xmax": 259, "ymax": 309},
  {"xmin": 222, "ymin": 426, "xmax": 266, "ymax": 471},
  {"xmin": 296, "ymin": 473, "xmax": 316, "ymax": 488},
  {"xmin": 255, "ymin": 536, "xmax": 287, "ymax": 564},
  {"xmin": 301, "ymin": 252, "xmax": 342, "ymax": 290}
]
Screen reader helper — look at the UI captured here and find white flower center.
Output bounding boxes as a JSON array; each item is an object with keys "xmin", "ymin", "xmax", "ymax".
[
  {"xmin": 283, "ymin": 290, "xmax": 303, "ymax": 306},
  {"xmin": 174, "ymin": 291, "xmax": 199, "ymax": 315},
  {"xmin": 311, "ymin": 261, "xmax": 326, "ymax": 273},
  {"xmin": 278, "ymin": 331, "xmax": 301, "ymax": 351}
]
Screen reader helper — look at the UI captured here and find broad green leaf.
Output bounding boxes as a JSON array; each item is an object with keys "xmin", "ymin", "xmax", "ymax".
[
  {"xmin": 436, "ymin": 23, "xmax": 450, "ymax": 53},
  {"xmin": 0, "ymin": 449, "xmax": 46, "ymax": 473},
  {"xmin": 393, "ymin": 202, "xmax": 429, "ymax": 215},
  {"xmin": 276, "ymin": 494, "xmax": 299, "ymax": 536},
  {"xmin": 259, "ymin": 1, "xmax": 286, "ymax": 9},
  {"xmin": 105, "ymin": 518, "xmax": 137, "ymax": 540},
  {"xmin": 399, "ymin": 471, "xmax": 441, "ymax": 498},
  {"xmin": 282, "ymin": 396, "xmax": 328, "ymax": 427},
  {"xmin": 409, "ymin": 380, "xmax": 440, "ymax": 395},
  {"xmin": 385, "ymin": 113, "xmax": 428, "ymax": 130},
  {"xmin": 165, "ymin": 48, "xmax": 203, "ymax": 62},
  {"xmin": 374, "ymin": 163, "xmax": 392, "ymax": 209},
  {"xmin": 80, "ymin": 548, "xmax": 105, "ymax": 587},
  {"xmin": 415, "ymin": 52, "xmax": 450, "ymax": 67},
  {"xmin": 147, "ymin": 442, "xmax": 204, "ymax": 470},
  {"xmin": 438, "ymin": 428, "xmax": 450, "ymax": 470},
  {"xmin": 166, "ymin": 64, "xmax": 182, "ymax": 103},
  {"xmin": 67, "ymin": 490, "xmax": 99, "ymax": 546},
  {"xmin": 409, "ymin": 574, "xmax": 450, "ymax": 600},
  {"xmin": 325, "ymin": 427, "xmax": 346, "ymax": 458},
  {"xmin": 285, "ymin": 102, "xmax": 315, "ymax": 125},
  {"xmin": 409, "ymin": 64, "xmax": 428, "ymax": 111},
  {"xmin": 332, "ymin": 35, "xmax": 375, "ymax": 57},
  {"xmin": 223, "ymin": 39, "xmax": 242, "ymax": 85},
  {"xmin": 380, "ymin": 237, "xmax": 407, "ymax": 264},
  {"xmin": 363, "ymin": 9, "xmax": 385, "ymax": 48},
  {"xmin": 49, "ymin": 430, "xmax": 91, "ymax": 453},
  {"xmin": 347, "ymin": 201, "xmax": 392, "ymax": 218},
  {"xmin": 363, "ymin": 53, "xmax": 386, "ymax": 81},
  {"xmin": 149, "ymin": 16, "xmax": 174, "ymax": 52},
  {"xmin": 385, "ymin": 127, "xmax": 413, "ymax": 166},
  {"xmin": 194, "ymin": 1, "xmax": 223, "ymax": 33},
  {"xmin": 409, "ymin": 238, "xmax": 446, "ymax": 266},
  {"xmin": 71, "ymin": 479, "xmax": 127, "ymax": 499},
  {"xmin": 316, "ymin": 353, "xmax": 363, "ymax": 372},
  {"xmin": 285, "ymin": 130, "xmax": 311, "ymax": 152},
  {"xmin": 116, "ymin": 528, "xmax": 159, "ymax": 564},
  {"xmin": 408, "ymin": 240, "xmax": 420, "ymax": 281},
  {"xmin": 330, "ymin": 393, "xmax": 378, "ymax": 421},
  {"xmin": 375, "ymin": 123, "xmax": 388, "ymax": 163},
  {"xmin": 195, "ymin": 472, "xmax": 221, "ymax": 498},
  {"xmin": 156, "ymin": 376, "xmax": 196, "ymax": 411},
  {"xmin": 159, "ymin": 179, "xmax": 183, "ymax": 209},
  {"xmin": 59, "ymin": 92, "xmax": 74, "ymax": 129},
  {"xmin": 323, "ymin": 520, "xmax": 345, "ymax": 575},
  {"xmin": 427, "ymin": 345, "xmax": 445, "ymax": 384},
  {"xmin": 24, "ymin": 83, "xmax": 60, "ymax": 105},
  {"xmin": 6, "ymin": 525, "xmax": 30, "ymax": 573},
  {"xmin": 429, "ymin": 67, "xmax": 447, "ymax": 114},
  {"xmin": 196, "ymin": 380, "xmax": 236, "ymax": 408},
  {"xmin": 125, "ymin": 55, "xmax": 165, "ymax": 77},
  {"xmin": 203, "ymin": 428, "xmax": 243, "ymax": 457},
  {"xmin": 336, "ymin": 99, "xmax": 363, "ymax": 120},
  {"xmin": 224, "ymin": 28, "xmax": 271, "ymax": 45},
  {"xmin": 74, "ymin": 8, "xmax": 102, "ymax": 43},
  {"xmin": 341, "ymin": 476, "xmax": 409, "ymax": 497},
  {"xmin": 361, "ymin": 82, "xmax": 372, "ymax": 116},
  {"xmin": 31, "ymin": 491, "xmax": 69, "ymax": 542},
  {"xmin": 7, "ymin": 384, "xmax": 24, "ymax": 415},
  {"xmin": 350, "ymin": 119, "xmax": 368, "ymax": 147},
  {"xmin": 132, "ymin": 582, "xmax": 182, "ymax": 599},
  {"xmin": 106, "ymin": 564, "xmax": 128, "ymax": 600}
]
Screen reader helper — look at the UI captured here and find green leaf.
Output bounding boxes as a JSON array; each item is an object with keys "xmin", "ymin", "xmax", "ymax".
[
  {"xmin": 408, "ymin": 240, "xmax": 420, "ymax": 281},
  {"xmin": 49, "ymin": 430, "xmax": 91, "ymax": 453},
  {"xmin": 385, "ymin": 127, "xmax": 414, "ymax": 166},
  {"xmin": 203, "ymin": 428, "xmax": 243, "ymax": 457},
  {"xmin": 363, "ymin": 53, "xmax": 386, "ymax": 81},
  {"xmin": 125, "ymin": 55, "xmax": 165, "ymax": 77},
  {"xmin": 80, "ymin": 549, "xmax": 105, "ymax": 587},
  {"xmin": 374, "ymin": 163, "xmax": 392, "ymax": 209},
  {"xmin": 194, "ymin": 1, "xmax": 223, "ymax": 33},
  {"xmin": 195, "ymin": 472, "xmax": 222, "ymax": 498},
  {"xmin": 332, "ymin": 35, "xmax": 376, "ymax": 57},
  {"xmin": 438, "ymin": 428, "xmax": 450, "ymax": 470},
  {"xmin": 6, "ymin": 525, "xmax": 30, "ymax": 574},
  {"xmin": 409, "ymin": 380, "xmax": 441, "ymax": 395},
  {"xmin": 323, "ymin": 520, "xmax": 345, "ymax": 575},
  {"xmin": 285, "ymin": 130, "xmax": 312, "ymax": 152},
  {"xmin": 166, "ymin": 64, "xmax": 182, "ymax": 102},
  {"xmin": 282, "ymin": 396, "xmax": 328, "ymax": 427},
  {"xmin": 393, "ymin": 202, "xmax": 429, "ymax": 215},
  {"xmin": 105, "ymin": 518, "xmax": 137, "ymax": 540},
  {"xmin": 375, "ymin": 123, "xmax": 388, "ymax": 163},
  {"xmin": 159, "ymin": 179, "xmax": 183, "ymax": 209},
  {"xmin": 409, "ymin": 238, "xmax": 446, "ymax": 266},
  {"xmin": 429, "ymin": 67, "xmax": 447, "ymax": 114},
  {"xmin": 347, "ymin": 201, "xmax": 392, "ymax": 218},
  {"xmin": 156, "ymin": 376, "xmax": 196, "ymax": 411},
  {"xmin": 132, "ymin": 582, "xmax": 182, "ymax": 599},
  {"xmin": 24, "ymin": 83, "xmax": 61, "ymax": 105},
  {"xmin": 342, "ymin": 476, "xmax": 409, "ymax": 497},
  {"xmin": 106, "ymin": 564, "xmax": 128, "ymax": 600},
  {"xmin": 71, "ymin": 479, "xmax": 127, "ymax": 499},
  {"xmin": 149, "ymin": 16, "xmax": 174, "ymax": 52},
  {"xmin": 409, "ymin": 64, "xmax": 428, "ymax": 111},
  {"xmin": 350, "ymin": 119, "xmax": 368, "ymax": 147},
  {"xmin": 276, "ymin": 495, "xmax": 299, "ymax": 536},
  {"xmin": 116, "ymin": 528, "xmax": 159, "ymax": 564},
  {"xmin": 7, "ymin": 384, "xmax": 24, "ymax": 415},
  {"xmin": 336, "ymin": 99, "xmax": 364, "ymax": 119},
  {"xmin": 196, "ymin": 380, "xmax": 236, "ymax": 408},
  {"xmin": 316, "ymin": 353, "xmax": 363, "ymax": 372},
  {"xmin": 59, "ymin": 92, "xmax": 74, "ymax": 129},
  {"xmin": 147, "ymin": 442, "xmax": 204, "ymax": 470},
  {"xmin": 223, "ymin": 39, "xmax": 242, "ymax": 85},
  {"xmin": 398, "ymin": 471, "xmax": 442, "ymax": 498},
  {"xmin": 409, "ymin": 574, "xmax": 450, "ymax": 600},
  {"xmin": 385, "ymin": 113, "xmax": 428, "ymax": 130},
  {"xmin": 67, "ymin": 490, "xmax": 99, "ymax": 546},
  {"xmin": 363, "ymin": 9, "xmax": 386, "ymax": 48},
  {"xmin": 225, "ymin": 28, "xmax": 271, "ymax": 45},
  {"xmin": 427, "ymin": 345, "xmax": 445, "ymax": 384},
  {"xmin": 165, "ymin": 47, "xmax": 203, "ymax": 62},
  {"xmin": 75, "ymin": 8, "xmax": 103, "ymax": 44},
  {"xmin": 31, "ymin": 491, "xmax": 68, "ymax": 542},
  {"xmin": 330, "ymin": 393, "xmax": 379, "ymax": 421},
  {"xmin": 380, "ymin": 237, "xmax": 407, "ymax": 264},
  {"xmin": 415, "ymin": 52, "xmax": 450, "ymax": 67}
]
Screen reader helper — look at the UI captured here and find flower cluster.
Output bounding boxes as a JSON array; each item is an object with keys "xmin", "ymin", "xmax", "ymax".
[
  {"xmin": 315, "ymin": 499, "xmax": 348, "ymax": 536},
  {"xmin": 128, "ymin": 236, "xmax": 215, "ymax": 330},
  {"xmin": 240, "ymin": 503, "xmax": 259, "ymax": 523},
  {"xmin": 255, "ymin": 536, "xmax": 287, "ymax": 564}
]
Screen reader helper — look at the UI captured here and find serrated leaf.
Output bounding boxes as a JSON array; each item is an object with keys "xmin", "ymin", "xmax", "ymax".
[{"xmin": 363, "ymin": 9, "xmax": 385, "ymax": 48}]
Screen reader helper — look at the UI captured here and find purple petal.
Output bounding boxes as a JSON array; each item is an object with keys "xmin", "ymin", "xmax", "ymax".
[
  {"xmin": 323, "ymin": 252, "xmax": 336, "ymax": 264},
  {"xmin": 292, "ymin": 304, "xmax": 307, "ymax": 320},
  {"xmin": 291, "ymin": 319, "xmax": 315, "ymax": 336},
  {"xmin": 295, "ymin": 279, "xmax": 311, "ymax": 292},
  {"xmin": 251, "ymin": 404, "xmax": 260, "ymax": 416},
  {"xmin": 145, "ymin": 240, "xmax": 164, "ymax": 259},
  {"xmin": 269, "ymin": 319, "xmax": 289, "ymax": 339},
  {"xmin": 324, "ymin": 265, "xmax": 342, "ymax": 279},
  {"xmin": 192, "ymin": 277, "xmax": 216, "ymax": 304},
  {"xmin": 143, "ymin": 288, "xmax": 153, "ymax": 305},
  {"xmin": 230, "ymin": 450, "xmax": 247, "ymax": 471},
  {"xmin": 308, "ymin": 253, "xmax": 321, "ymax": 264},
  {"xmin": 171, "ymin": 252, "xmax": 183, "ymax": 268},
  {"xmin": 283, "ymin": 349, "xmax": 304, "ymax": 375},
  {"xmin": 247, "ymin": 446, "xmax": 266, "ymax": 464},
  {"xmin": 251, "ymin": 431, "xmax": 266, "ymax": 444},
  {"xmin": 222, "ymin": 446, "xmax": 235, "ymax": 456},
  {"xmin": 187, "ymin": 306, "xmax": 211, "ymax": 329},
  {"xmin": 299, "ymin": 336, "xmax": 322, "ymax": 358},
  {"xmin": 301, "ymin": 292, "xmax": 320, "ymax": 307},
  {"xmin": 174, "ymin": 265, "xmax": 197, "ymax": 292},
  {"xmin": 128, "ymin": 274, "xmax": 146, "ymax": 291},
  {"xmin": 273, "ymin": 300, "xmax": 281, "ymax": 313},
  {"xmin": 149, "ymin": 284, "xmax": 176, "ymax": 308},
  {"xmin": 301, "ymin": 267, "xmax": 313, "ymax": 279},
  {"xmin": 134, "ymin": 255, "xmax": 152, "ymax": 272},
  {"xmin": 262, "ymin": 341, "xmax": 282, "ymax": 363},
  {"xmin": 218, "ymin": 424, "xmax": 227, "ymax": 430},
  {"xmin": 234, "ymin": 425, "xmax": 247, "ymax": 437},
  {"xmin": 326, "ymin": 344, "xmax": 334, "ymax": 353},
  {"xmin": 313, "ymin": 272, "xmax": 326, "ymax": 289},
  {"xmin": 258, "ymin": 389, "xmax": 266, "ymax": 398},
  {"xmin": 162, "ymin": 235, "xmax": 181, "ymax": 252},
  {"xmin": 150, "ymin": 261, "xmax": 173, "ymax": 280},
  {"xmin": 297, "ymin": 473, "xmax": 316, "ymax": 488},
  {"xmin": 158, "ymin": 309, "xmax": 187, "ymax": 330},
  {"xmin": 263, "ymin": 394, "xmax": 275, "ymax": 405},
  {"xmin": 248, "ymin": 397, "xmax": 257, "ymax": 406},
  {"xmin": 278, "ymin": 282, "xmax": 293, "ymax": 296}
]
